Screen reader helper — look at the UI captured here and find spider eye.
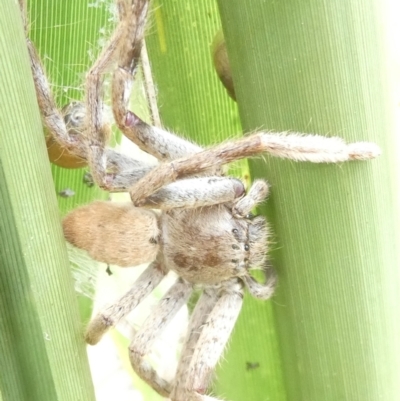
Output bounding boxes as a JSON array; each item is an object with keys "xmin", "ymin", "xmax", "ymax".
[
  {"xmin": 244, "ymin": 244, "xmax": 250, "ymax": 251},
  {"xmin": 245, "ymin": 213, "xmax": 254, "ymax": 220}
]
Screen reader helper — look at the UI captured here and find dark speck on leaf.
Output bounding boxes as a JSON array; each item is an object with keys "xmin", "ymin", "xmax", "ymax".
[{"xmin": 246, "ymin": 361, "xmax": 260, "ymax": 371}]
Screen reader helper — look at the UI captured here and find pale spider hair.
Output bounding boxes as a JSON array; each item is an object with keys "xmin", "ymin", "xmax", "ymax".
[{"xmin": 21, "ymin": 0, "xmax": 380, "ymax": 400}]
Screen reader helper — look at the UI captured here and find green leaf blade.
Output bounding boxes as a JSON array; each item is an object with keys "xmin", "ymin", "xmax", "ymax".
[
  {"xmin": 0, "ymin": 1, "xmax": 96, "ymax": 400},
  {"xmin": 217, "ymin": 0, "xmax": 400, "ymax": 400}
]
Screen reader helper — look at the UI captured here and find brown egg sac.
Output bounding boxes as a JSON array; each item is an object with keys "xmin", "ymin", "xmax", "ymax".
[
  {"xmin": 45, "ymin": 102, "xmax": 112, "ymax": 169},
  {"xmin": 45, "ymin": 134, "xmax": 87, "ymax": 169}
]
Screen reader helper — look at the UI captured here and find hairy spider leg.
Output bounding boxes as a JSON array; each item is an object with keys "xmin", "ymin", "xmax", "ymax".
[
  {"xmin": 85, "ymin": 261, "xmax": 165, "ymax": 345},
  {"xmin": 129, "ymin": 279, "xmax": 193, "ymax": 396},
  {"xmin": 244, "ymin": 265, "xmax": 277, "ymax": 300},
  {"xmin": 128, "ymin": 131, "xmax": 381, "ymax": 203},
  {"xmin": 139, "ymin": 176, "xmax": 246, "ymax": 210},
  {"xmin": 171, "ymin": 289, "xmax": 221, "ymax": 400},
  {"xmin": 22, "ymin": 16, "xmax": 77, "ymax": 154},
  {"xmin": 172, "ymin": 280, "xmax": 244, "ymax": 401},
  {"xmin": 111, "ymin": 1, "xmax": 203, "ymax": 161},
  {"xmin": 85, "ymin": 0, "xmax": 135, "ymax": 185}
]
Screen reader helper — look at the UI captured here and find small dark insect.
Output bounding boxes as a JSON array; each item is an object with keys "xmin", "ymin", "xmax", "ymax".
[
  {"xmin": 58, "ymin": 188, "xmax": 75, "ymax": 198},
  {"xmin": 246, "ymin": 361, "xmax": 260, "ymax": 371}
]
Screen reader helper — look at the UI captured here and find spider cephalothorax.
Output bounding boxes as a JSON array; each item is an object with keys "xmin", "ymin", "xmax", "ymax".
[
  {"xmin": 22, "ymin": 0, "xmax": 380, "ymax": 400},
  {"xmin": 160, "ymin": 204, "xmax": 270, "ymax": 284}
]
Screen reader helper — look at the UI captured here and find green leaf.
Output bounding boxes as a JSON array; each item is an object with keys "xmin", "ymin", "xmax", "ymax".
[
  {"xmin": 217, "ymin": 1, "xmax": 400, "ymax": 401},
  {"xmin": 0, "ymin": 1, "xmax": 96, "ymax": 400}
]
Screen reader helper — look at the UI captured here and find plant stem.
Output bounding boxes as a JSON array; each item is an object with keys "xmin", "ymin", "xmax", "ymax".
[
  {"xmin": 0, "ymin": 1, "xmax": 96, "ymax": 400},
  {"xmin": 217, "ymin": 0, "xmax": 400, "ymax": 400}
]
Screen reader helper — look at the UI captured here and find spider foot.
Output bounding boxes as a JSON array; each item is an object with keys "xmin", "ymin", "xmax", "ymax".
[
  {"xmin": 85, "ymin": 315, "xmax": 112, "ymax": 345},
  {"xmin": 128, "ymin": 351, "xmax": 172, "ymax": 397},
  {"xmin": 232, "ymin": 179, "xmax": 269, "ymax": 218},
  {"xmin": 244, "ymin": 265, "xmax": 277, "ymax": 300},
  {"xmin": 347, "ymin": 142, "xmax": 381, "ymax": 160}
]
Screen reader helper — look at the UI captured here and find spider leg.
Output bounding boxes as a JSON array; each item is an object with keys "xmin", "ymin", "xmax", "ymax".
[
  {"xmin": 128, "ymin": 131, "xmax": 381, "ymax": 204},
  {"xmin": 129, "ymin": 279, "xmax": 193, "ymax": 396},
  {"xmin": 85, "ymin": 261, "xmax": 165, "ymax": 345},
  {"xmin": 58, "ymin": 102, "xmax": 157, "ymax": 179},
  {"xmin": 56, "ymin": 102, "xmax": 158, "ymax": 190},
  {"xmin": 19, "ymin": 0, "xmax": 83, "ymax": 156},
  {"xmin": 112, "ymin": 1, "xmax": 203, "ymax": 161},
  {"xmin": 137, "ymin": 176, "xmax": 245, "ymax": 209},
  {"xmin": 106, "ymin": 163, "xmax": 155, "ymax": 191},
  {"xmin": 172, "ymin": 280, "xmax": 244, "ymax": 401},
  {"xmin": 244, "ymin": 265, "xmax": 277, "ymax": 300},
  {"xmin": 232, "ymin": 179, "xmax": 269, "ymax": 217},
  {"xmin": 84, "ymin": 0, "xmax": 138, "ymax": 187},
  {"xmin": 118, "ymin": 110, "xmax": 204, "ymax": 161},
  {"xmin": 171, "ymin": 289, "xmax": 219, "ymax": 400}
]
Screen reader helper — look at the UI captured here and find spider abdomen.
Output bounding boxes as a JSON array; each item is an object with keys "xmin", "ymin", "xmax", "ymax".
[{"xmin": 63, "ymin": 201, "xmax": 160, "ymax": 267}]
